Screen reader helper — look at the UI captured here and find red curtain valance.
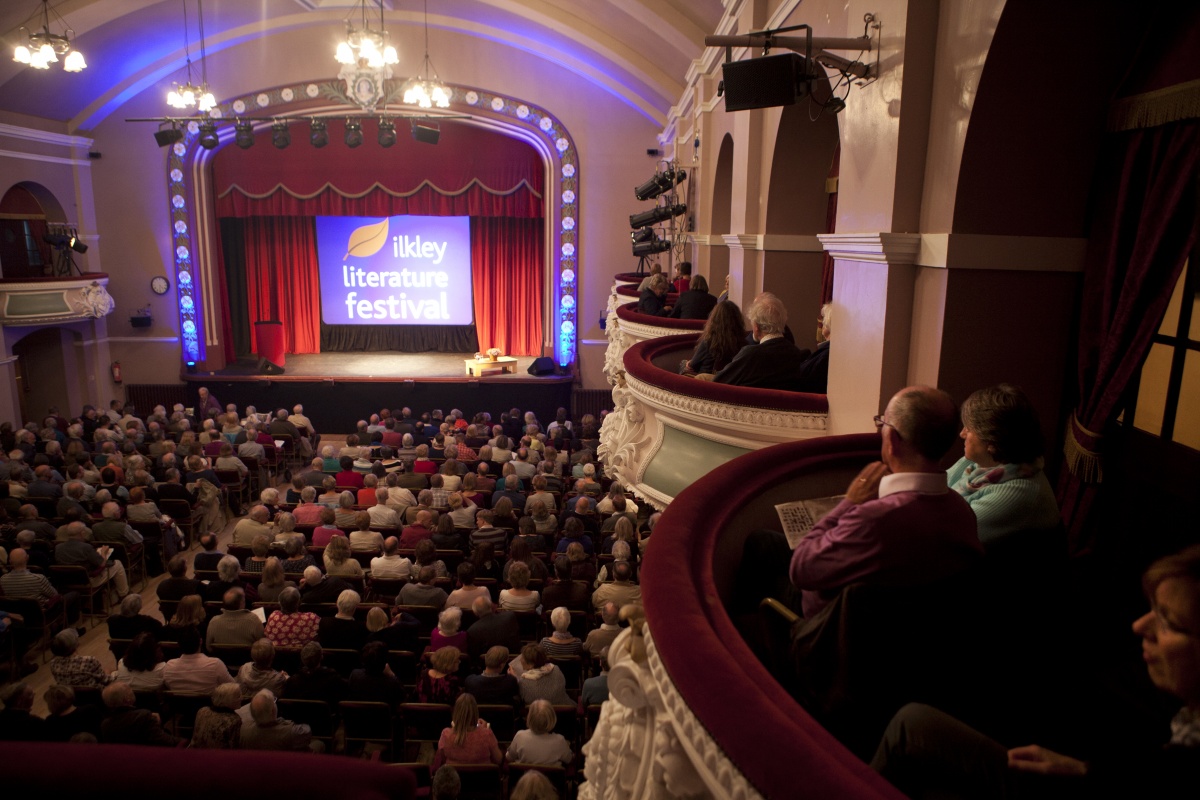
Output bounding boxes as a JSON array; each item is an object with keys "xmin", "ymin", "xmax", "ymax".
[{"xmin": 212, "ymin": 120, "xmax": 544, "ymax": 218}]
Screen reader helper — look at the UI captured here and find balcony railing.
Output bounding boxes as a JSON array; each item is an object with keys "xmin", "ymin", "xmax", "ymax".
[{"xmin": 0, "ymin": 273, "xmax": 114, "ymax": 327}]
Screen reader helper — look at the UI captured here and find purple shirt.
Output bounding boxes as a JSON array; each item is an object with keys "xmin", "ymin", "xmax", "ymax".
[{"xmin": 789, "ymin": 472, "xmax": 981, "ymax": 618}]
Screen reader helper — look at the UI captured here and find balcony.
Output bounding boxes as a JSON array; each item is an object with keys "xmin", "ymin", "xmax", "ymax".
[
  {"xmin": 0, "ymin": 273, "xmax": 114, "ymax": 327},
  {"xmin": 599, "ymin": 333, "xmax": 828, "ymax": 510}
]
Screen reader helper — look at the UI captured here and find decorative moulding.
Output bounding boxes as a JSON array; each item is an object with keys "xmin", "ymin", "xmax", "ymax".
[
  {"xmin": 0, "ymin": 149, "xmax": 92, "ymax": 168},
  {"xmin": 817, "ymin": 232, "xmax": 922, "ymax": 265},
  {"xmin": 917, "ymin": 233, "xmax": 1088, "ymax": 272},
  {"xmin": 0, "ymin": 123, "xmax": 94, "ymax": 149},
  {"xmin": 721, "ymin": 233, "xmax": 759, "ymax": 251}
]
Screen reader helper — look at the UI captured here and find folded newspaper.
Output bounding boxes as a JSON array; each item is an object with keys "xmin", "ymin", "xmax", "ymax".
[{"xmin": 776, "ymin": 495, "xmax": 845, "ymax": 549}]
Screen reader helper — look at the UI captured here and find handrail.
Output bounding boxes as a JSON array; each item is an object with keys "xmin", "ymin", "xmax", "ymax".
[
  {"xmin": 641, "ymin": 433, "xmax": 901, "ymax": 799},
  {"xmin": 615, "ymin": 301, "xmax": 703, "ymax": 330}
]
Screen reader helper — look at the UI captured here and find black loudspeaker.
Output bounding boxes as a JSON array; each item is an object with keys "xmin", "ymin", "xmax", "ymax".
[
  {"xmin": 721, "ymin": 52, "xmax": 811, "ymax": 111},
  {"xmin": 411, "ymin": 123, "xmax": 440, "ymax": 145},
  {"xmin": 154, "ymin": 128, "xmax": 184, "ymax": 147},
  {"xmin": 527, "ymin": 357, "xmax": 556, "ymax": 376},
  {"xmin": 257, "ymin": 357, "xmax": 286, "ymax": 375}
]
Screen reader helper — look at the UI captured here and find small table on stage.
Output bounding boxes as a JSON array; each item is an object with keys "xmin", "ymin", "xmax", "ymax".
[{"xmin": 465, "ymin": 356, "xmax": 518, "ymax": 377}]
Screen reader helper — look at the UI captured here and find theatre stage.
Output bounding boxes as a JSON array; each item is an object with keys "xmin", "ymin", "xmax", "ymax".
[{"xmin": 180, "ymin": 351, "xmax": 574, "ymax": 430}]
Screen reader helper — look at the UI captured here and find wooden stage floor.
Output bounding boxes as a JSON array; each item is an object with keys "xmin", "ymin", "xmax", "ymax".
[{"xmin": 190, "ymin": 351, "xmax": 567, "ymax": 383}]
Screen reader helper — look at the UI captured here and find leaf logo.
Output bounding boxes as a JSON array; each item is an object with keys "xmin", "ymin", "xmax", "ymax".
[{"xmin": 344, "ymin": 219, "xmax": 389, "ymax": 260}]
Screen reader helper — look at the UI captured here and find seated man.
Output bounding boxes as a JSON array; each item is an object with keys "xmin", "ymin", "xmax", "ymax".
[
  {"xmin": 592, "ymin": 560, "xmax": 642, "ymax": 612},
  {"xmin": 232, "ymin": 505, "xmax": 274, "ymax": 547},
  {"xmin": 239, "ymin": 688, "xmax": 320, "ymax": 752},
  {"xmin": 370, "ymin": 536, "xmax": 413, "ymax": 579},
  {"xmin": 99, "ymin": 682, "xmax": 180, "ymax": 747},
  {"xmin": 737, "ymin": 385, "xmax": 982, "ymax": 620},
  {"xmin": 206, "ymin": 588, "xmax": 265, "ymax": 649},
  {"xmin": 193, "ymin": 533, "xmax": 226, "ymax": 573},
  {"xmin": 164, "ymin": 627, "xmax": 233, "ymax": 694},
  {"xmin": 638, "ymin": 273, "xmax": 672, "ymax": 316},
  {"xmin": 714, "ymin": 292, "xmax": 812, "ymax": 391},
  {"xmin": 54, "ymin": 521, "xmax": 129, "ymax": 601}
]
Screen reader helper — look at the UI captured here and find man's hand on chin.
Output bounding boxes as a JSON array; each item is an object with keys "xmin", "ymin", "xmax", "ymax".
[{"xmin": 846, "ymin": 462, "xmax": 891, "ymax": 504}]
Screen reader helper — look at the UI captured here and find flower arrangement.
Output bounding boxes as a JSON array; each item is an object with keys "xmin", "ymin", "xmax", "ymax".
[{"xmin": 486, "ymin": 347, "xmax": 503, "ymax": 361}]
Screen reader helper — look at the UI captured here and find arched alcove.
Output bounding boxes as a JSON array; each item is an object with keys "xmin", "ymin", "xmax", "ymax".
[
  {"xmin": 762, "ymin": 98, "xmax": 839, "ymax": 330},
  {"xmin": 708, "ymin": 133, "xmax": 735, "ymax": 294},
  {"xmin": 10, "ymin": 325, "xmax": 84, "ymax": 422},
  {"xmin": 0, "ymin": 183, "xmax": 68, "ymax": 279}
]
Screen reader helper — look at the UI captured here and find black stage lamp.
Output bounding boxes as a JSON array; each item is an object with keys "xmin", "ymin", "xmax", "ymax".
[
  {"xmin": 633, "ymin": 238, "xmax": 671, "ymax": 257},
  {"xmin": 634, "ymin": 167, "xmax": 687, "ymax": 201},
  {"xmin": 310, "ymin": 119, "xmax": 329, "ymax": 148},
  {"xmin": 198, "ymin": 120, "xmax": 219, "ymax": 150},
  {"xmin": 631, "ymin": 227, "xmax": 656, "ymax": 244},
  {"xmin": 234, "ymin": 120, "xmax": 254, "ymax": 149},
  {"xmin": 154, "ymin": 125, "xmax": 183, "ymax": 147},
  {"xmin": 378, "ymin": 119, "xmax": 396, "ymax": 148},
  {"xmin": 271, "ymin": 120, "xmax": 290, "ymax": 149},
  {"xmin": 69, "ymin": 235, "xmax": 88, "ymax": 254},
  {"xmin": 344, "ymin": 119, "xmax": 363, "ymax": 148},
  {"xmin": 630, "ymin": 203, "xmax": 687, "ymax": 229},
  {"xmin": 42, "ymin": 233, "xmax": 69, "ymax": 248}
]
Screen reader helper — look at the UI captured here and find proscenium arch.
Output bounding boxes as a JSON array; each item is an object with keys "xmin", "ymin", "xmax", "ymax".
[{"xmin": 167, "ymin": 80, "xmax": 578, "ymax": 371}]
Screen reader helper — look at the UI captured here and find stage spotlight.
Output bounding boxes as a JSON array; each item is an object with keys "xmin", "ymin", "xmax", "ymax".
[
  {"xmin": 310, "ymin": 119, "xmax": 329, "ymax": 148},
  {"xmin": 154, "ymin": 125, "xmax": 183, "ymax": 148},
  {"xmin": 344, "ymin": 119, "xmax": 363, "ymax": 148},
  {"xmin": 410, "ymin": 119, "xmax": 440, "ymax": 145},
  {"xmin": 634, "ymin": 167, "xmax": 687, "ymax": 201},
  {"xmin": 42, "ymin": 233, "xmax": 69, "ymax": 248},
  {"xmin": 377, "ymin": 118, "xmax": 396, "ymax": 148},
  {"xmin": 631, "ymin": 227, "xmax": 655, "ymax": 244},
  {"xmin": 198, "ymin": 120, "xmax": 219, "ymax": 150},
  {"xmin": 632, "ymin": 238, "xmax": 671, "ymax": 257},
  {"xmin": 69, "ymin": 235, "xmax": 88, "ymax": 254},
  {"xmin": 234, "ymin": 120, "xmax": 254, "ymax": 149},
  {"xmin": 271, "ymin": 120, "xmax": 290, "ymax": 149},
  {"xmin": 629, "ymin": 203, "xmax": 686, "ymax": 229}
]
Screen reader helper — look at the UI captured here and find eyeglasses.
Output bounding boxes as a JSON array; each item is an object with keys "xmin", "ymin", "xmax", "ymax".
[{"xmin": 873, "ymin": 415, "xmax": 895, "ymax": 432}]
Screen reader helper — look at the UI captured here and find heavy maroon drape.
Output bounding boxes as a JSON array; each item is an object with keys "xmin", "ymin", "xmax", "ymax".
[
  {"xmin": 471, "ymin": 217, "xmax": 545, "ymax": 356},
  {"xmin": 242, "ymin": 217, "xmax": 323, "ymax": 354},
  {"xmin": 1058, "ymin": 122, "xmax": 1200, "ymax": 554}
]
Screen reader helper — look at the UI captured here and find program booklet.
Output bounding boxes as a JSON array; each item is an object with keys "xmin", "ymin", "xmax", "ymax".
[{"xmin": 776, "ymin": 496, "xmax": 845, "ymax": 549}]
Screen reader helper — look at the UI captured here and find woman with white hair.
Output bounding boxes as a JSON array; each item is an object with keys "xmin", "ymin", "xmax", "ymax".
[
  {"xmin": 191, "ymin": 682, "xmax": 243, "ymax": 749},
  {"xmin": 431, "ymin": 605, "xmax": 469, "ymax": 652},
  {"xmin": 259, "ymin": 487, "xmax": 281, "ymax": 520},
  {"xmin": 538, "ymin": 606, "xmax": 582, "ymax": 658},
  {"xmin": 316, "ymin": 589, "xmax": 368, "ymax": 652}
]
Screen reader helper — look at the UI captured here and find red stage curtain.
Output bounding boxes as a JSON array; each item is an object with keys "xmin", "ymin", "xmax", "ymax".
[
  {"xmin": 1059, "ymin": 121, "xmax": 1199, "ymax": 553},
  {"xmin": 217, "ymin": 185, "xmax": 541, "ymax": 218},
  {"xmin": 472, "ymin": 218, "xmax": 545, "ymax": 356},
  {"xmin": 242, "ymin": 217, "xmax": 322, "ymax": 355}
]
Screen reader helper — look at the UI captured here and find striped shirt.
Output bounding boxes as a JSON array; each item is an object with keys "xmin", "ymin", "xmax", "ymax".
[{"xmin": 0, "ymin": 569, "xmax": 58, "ymax": 604}]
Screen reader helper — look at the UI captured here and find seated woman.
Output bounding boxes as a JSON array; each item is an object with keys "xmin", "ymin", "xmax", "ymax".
[
  {"xmin": 447, "ymin": 492, "xmax": 477, "ymax": 529},
  {"xmin": 947, "ymin": 384, "xmax": 1060, "ymax": 547},
  {"xmin": 243, "ymin": 534, "xmax": 271, "ymax": 573},
  {"xmin": 264, "ymin": 586, "xmax": 320, "ymax": 648},
  {"xmin": 437, "ymin": 693, "xmax": 503, "ymax": 765},
  {"xmin": 638, "ymin": 272, "xmax": 671, "ymax": 316},
  {"xmin": 511, "ymin": 644, "xmax": 572, "ymax": 706},
  {"xmin": 505, "ymin": 537, "xmax": 549, "ymax": 583},
  {"xmin": 500, "ymin": 561, "xmax": 541, "ymax": 613},
  {"xmin": 49, "ymin": 629, "xmax": 111, "ymax": 688},
  {"xmin": 682, "ymin": 300, "xmax": 744, "ymax": 377},
  {"xmin": 112, "ymin": 631, "xmax": 166, "ymax": 691},
  {"xmin": 324, "ymin": 534, "xmax": 364, "ymax": 579},
  {"xmin": 284, "ymin": 475, "xmax": 306, "ymax": 505},
  {"xmin": 507, "ymin": 699, "xmax": 573, "ymax": 766},
  {"xmin": 872, "ymin": 544, "xmax": 1200, "ymax": 796},
  {"xmin": 472, "ymin": 541, "xmax": 505, "ymax": 583},
  {"xmin": 567, "ymin": 542, "xmax": 597, "ymax": 586},
  {"xmin": 669, "ymin": 274, "xmax": 718, "ymax": 320},
  {"xmin": 431, "ymin": 606, "xmax": 470, "ymax": 652},
  {"xmin": 333, "ymin": 491, "xmax": 358, "ymax": 529},
  {"xmin": 418, "ymin": 645, "xmax": 464, "ymax": 704},
  {"xmin": 539, "ymin": 606, "xmax": 583, "ymax": 658},
  {"xmin": 164, "ymin": 594, "xmax": 208, "ymax": 644},
  {"xmin": 528, "ymin": 500, "xmax": 558, "ymax": 542},
  {"xmin": 412, "ymin": 444, "xmax": 437, "ymax": 474},
  {"xmin": 446, "ymin": 562, "xmax": 491, "ymax": 610},
  {"xmin": 214, "ymin": 442, "xmax": 249, "ymax": 479},
  {"xmin": 312, "ymin": 506, "xmax": 342, "ymax": 547},
  {"xmin": 259, "ymin": 487, "xmax": 282, "ymax": 521},
  {"xmin": 256, "ymin": 556, "xmax": 296, "ymax": 603},
  {"xmin": 191, "ymin": 682, "xmax": 243, "ymax": 749},
  {"xmin": 414, "ymin": 538, "xmax": 449, "ymax": 579},
  {"xmin": 440, "ymin": 459, "xmax": 463, "ymax": 492},
  {"xmin": 348, "ymin": 510, "xmax": 385, "ymax": 553}
]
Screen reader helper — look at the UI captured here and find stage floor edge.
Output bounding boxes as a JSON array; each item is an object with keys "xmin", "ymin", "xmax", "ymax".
[{"xmin": 179, "ymin": 352, "xmax": 572, "ymax": 383}]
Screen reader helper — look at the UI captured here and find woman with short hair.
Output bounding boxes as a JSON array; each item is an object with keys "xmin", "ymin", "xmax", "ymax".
[
  {"xmin": 257, "ymin": 556, "xmax": 295, "ymax": 603},
  {"xmin": 512, "ymin": 644, "xmax": 571, "ymax": 705},
  {"xmin": 264, "ymin": 586, "xmax": 320, "ymax": 648},
  {"xmin": 431, "ymin": 606, "xmax": 469, "ymax": 652},
  {"xmin": 419, "ymin": 645, "xmax": 464, "ymax": 704},
  {"xmin": 539, "ymin": 606, "xmax": 582, "ymax": 658},
  {"xmin": 323, "ymin": 534, "xmax": 364, "ymax": 578},
  {"xmin": 499, "ymin": 561, "xmax": 540, "ymax": 613},
  {"xmin": 507, "ymin": 699, "xmax": 573, "ymax": 765},
  {"xmin": 112, "ymin": 631, "xmax": 167, "ymax": 691}
]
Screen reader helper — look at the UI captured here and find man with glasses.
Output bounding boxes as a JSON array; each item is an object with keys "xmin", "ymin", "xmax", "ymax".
[{"xmin": 737, "ymin": 385, "xmax": 981, "ymax": 618}]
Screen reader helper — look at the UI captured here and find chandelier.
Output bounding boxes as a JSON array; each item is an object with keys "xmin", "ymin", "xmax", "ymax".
[
  {"xmin": 335, "ymin": 0, "xmax": 399, "ymax": 70},
  {"xmin": 401, "ymin": 0, "xmax": 450, "ymax": 109},
  {"xmin": 12, "ymin": 0, "xmax": 86, "ymax": 72},
  {"xmin": 166, "ymin": 0, "xmax": 215, "ymax": 111}
]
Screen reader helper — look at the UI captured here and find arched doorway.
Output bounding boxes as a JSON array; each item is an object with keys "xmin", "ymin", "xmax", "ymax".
[
  {"xmin": 0, "ymin": 183, "xmax": 67, "ymax": 279},
  {"xmin": 708, "ymin": 133, "xmax": 735, "ymax": 296},
  {"xmin": 11, "ymin": 326, "xmax": 84, "ymax": 423}
]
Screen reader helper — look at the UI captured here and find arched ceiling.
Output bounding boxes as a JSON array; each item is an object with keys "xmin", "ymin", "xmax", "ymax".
[{"xmin": 0, "ymin": 0, "xmax": 723, "ymax": 131}]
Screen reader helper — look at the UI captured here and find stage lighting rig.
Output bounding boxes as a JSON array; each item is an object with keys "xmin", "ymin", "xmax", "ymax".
[
  {"xmin": 634, "ymin": 167, "xmax": 687, "ymax": 201},
  {"xmin": 271, "ymin": 120, "xmax": 290, "ymax": 149},
  {"xmin": 378, "ymin": 118, "xmax": 397, "ymax": 147},
  {"xmin": 310, "ymin": 119, "xmax": 329, "ymax": 148},
  {"xmin": 198, "ymin": 120, "xmax": 219, "ymax": 149},
  {"xmin": 234, "ymin": 120, "xmax": 254, "ymax": 149},
  {"xmin": 630, "ymin": 203, "xmax": 686, "ymax": 230},
  {"xmin": 632, "ymin": 237, "xmax": 671, "ymax": 257},
  {"xmin": 344, "ymin": 119, "xmax": 364, "ymax": 148},
  {"xmin": 631, "ymin": 227, "xmax": 656, "ymax": 244}
]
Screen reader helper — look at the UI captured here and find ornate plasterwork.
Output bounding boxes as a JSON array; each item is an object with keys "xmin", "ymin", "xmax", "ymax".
[
  {"xmin": 624, "ymin": 372, "xmax": 828, "ymax": 444},
  {"xmin": 603, "ymin": 284, "xmax": 699, "ymax": 386},
  {"xmin": 0, "ymin": 278, "xmax": 114, "ymax": 327},
  {"xmin": 598, "ymin": 375, "xmax": 653, "ymax": 493},
  {"xmin": 817, "ymin": 232, "xmax": 922, "ymax": 265},
  {"xmin": 579, "ymin": 625, "xmax": 761, "ymax": 800}
]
